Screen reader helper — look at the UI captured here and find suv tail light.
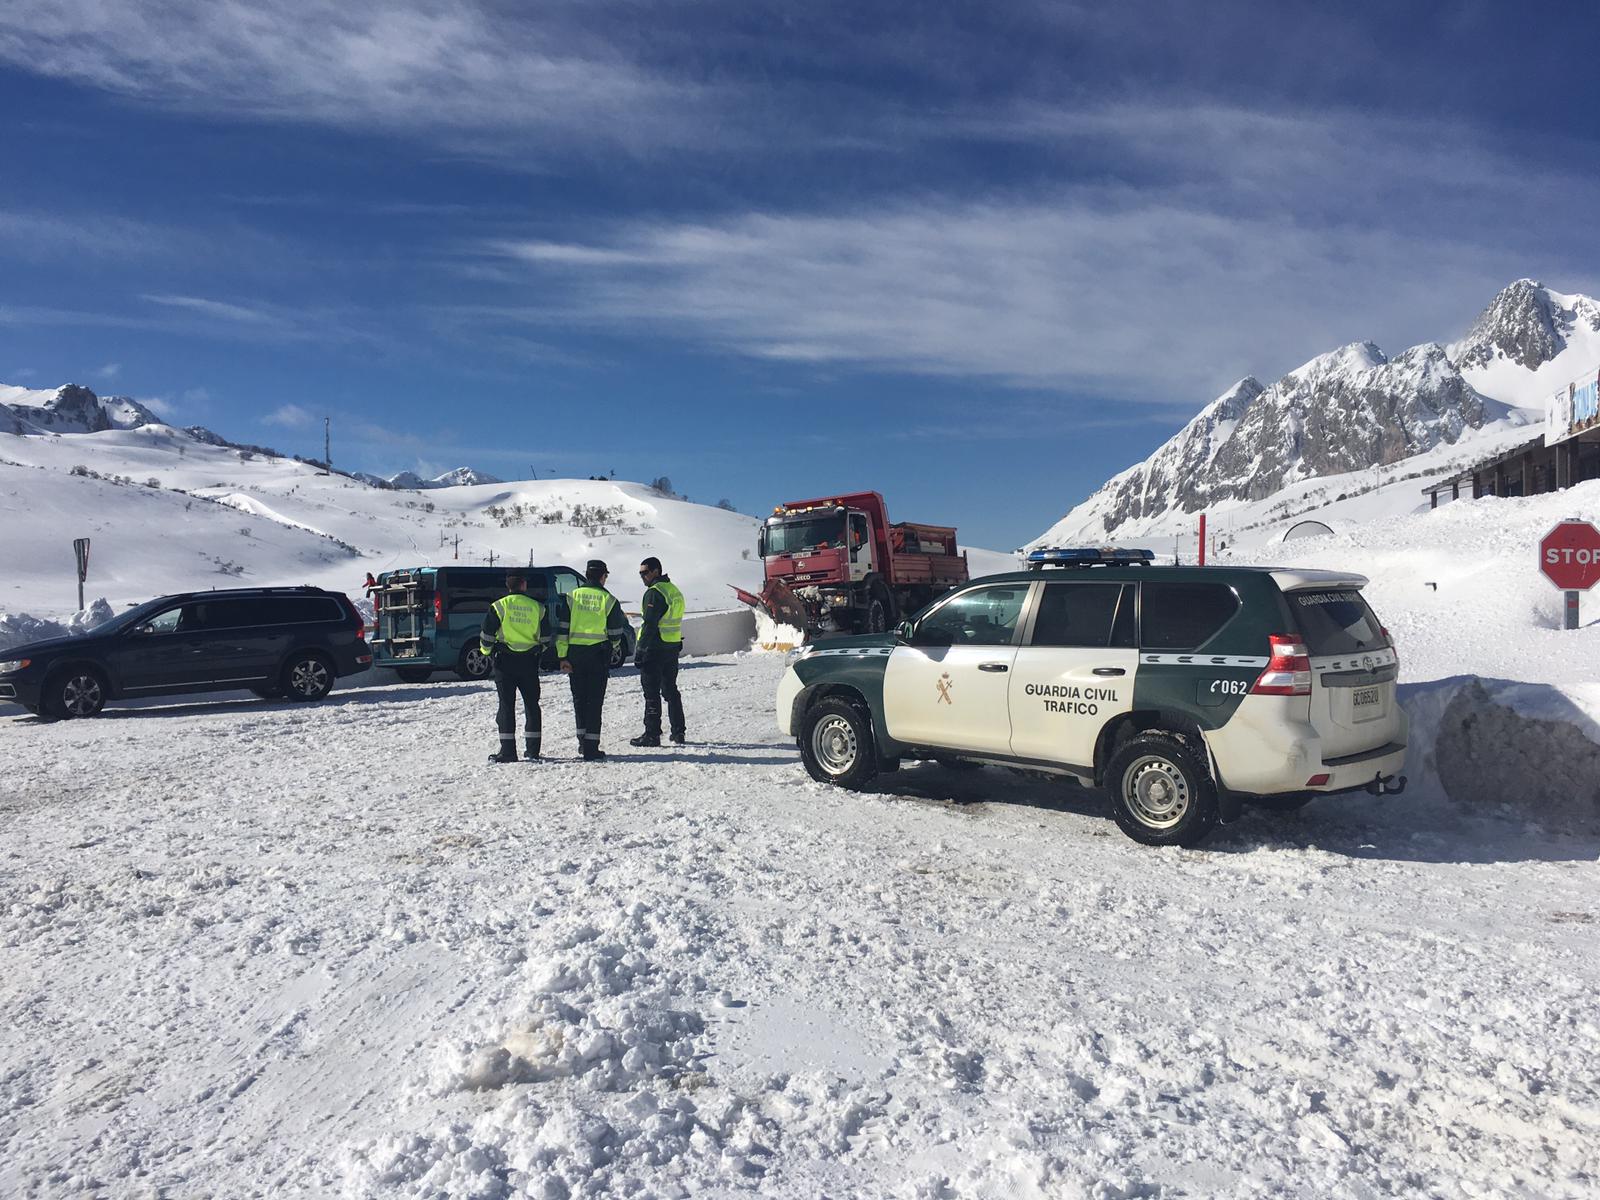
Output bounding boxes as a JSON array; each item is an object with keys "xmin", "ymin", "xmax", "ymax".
[
  {"xmin": 1252, "ymin": 634, "xmax": 1311, "ymax": 696},
  {"xmin": 434, "ymin": 593, "xmax": 444, "ymax": 626}
]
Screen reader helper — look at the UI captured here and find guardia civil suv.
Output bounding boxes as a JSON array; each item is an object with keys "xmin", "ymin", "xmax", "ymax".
[{"xmin": 776, "ymin": 548, "xmax": 1408, "ymax": 847}]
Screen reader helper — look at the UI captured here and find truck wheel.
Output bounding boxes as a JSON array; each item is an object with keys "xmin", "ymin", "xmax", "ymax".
[
  {"xmin": 457, "ymin": 645, "xmax": 492, "ymax": 681},
  {"xmin": 864, "ymin": 583, "xmax": 894, "ymax": 634},
  {"xmin": 1105, "ymin": 731, "xmax": 1218, "ymax": 847},
  {"xmin": 394, "ymin": 666, "xmax": 433, "ymax": 683},
  {"xmin": 44, "ymin": 667, "xmax": 107, "ymax": 719},
  {"xmin": 800, "ymin": 697, "xmax": 879, "ymax": 790}
]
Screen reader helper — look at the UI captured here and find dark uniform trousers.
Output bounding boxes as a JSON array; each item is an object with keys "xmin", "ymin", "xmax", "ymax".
[
  {"xmin": 566, "ymin": 641, "xmax": 612, "ymax": 753},
  {"xmin": 640, "ymin": 643, "xmax": 685, "ymax": 739},
  {"xmin": 493, "ymin": 649, "xmax": 542, "ymax": 752}
]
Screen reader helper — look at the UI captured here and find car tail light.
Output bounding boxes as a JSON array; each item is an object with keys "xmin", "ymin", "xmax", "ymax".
[
  {"xmin": 1306, "ymin": 773, "xmax": 1330, "ymax": 787},
  {"xmin": 1252, "ymin": 634, "xmax": 1311, "ymax": 696},
  {"xmin": 434, "ymin": 593, "xmax": 444, "ymax": 625}
]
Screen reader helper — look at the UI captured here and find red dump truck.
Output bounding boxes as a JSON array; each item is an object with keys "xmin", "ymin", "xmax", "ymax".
[{"xmin": 732, "ymin": 491, "xmax": 969, "ymax": 637}]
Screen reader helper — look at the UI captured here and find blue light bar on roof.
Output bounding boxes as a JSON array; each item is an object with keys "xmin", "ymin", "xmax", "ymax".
[{"xmin": 1026, "ymin": 546, "xmax": 1155, "ymax": 568}]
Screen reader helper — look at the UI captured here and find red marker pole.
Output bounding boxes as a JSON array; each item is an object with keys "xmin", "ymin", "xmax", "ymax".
[{"xmin": 1198, "ymin": 513, "xmax": 1207, "ymax": 566}]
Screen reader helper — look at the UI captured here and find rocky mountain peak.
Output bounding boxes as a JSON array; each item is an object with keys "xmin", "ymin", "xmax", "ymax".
[
  {"xmin": 1455, "ymin": 279, "xmax": 1565, "ymax": 371},
  {"xmin": 1, "ymin": 383, "xmax": 160, "ymax": 435}
]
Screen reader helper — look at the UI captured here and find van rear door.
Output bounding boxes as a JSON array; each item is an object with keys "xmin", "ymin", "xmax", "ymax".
[
  {"xmin": 376, "ymin": 570, "xmax": 433, "ymax": 660},
  {"xmin": 1284, "ymin": 586, "xmax": 1403, "ymax": 759}
]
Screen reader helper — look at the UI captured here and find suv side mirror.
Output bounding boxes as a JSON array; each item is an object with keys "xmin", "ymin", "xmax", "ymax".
[
  {"xmin": 895, "ymin": 620, "xmax": 914, "ymax": 641},
  {"xmin": 134, "ymin": 623, "xmax": 155, "ymax": 637}
]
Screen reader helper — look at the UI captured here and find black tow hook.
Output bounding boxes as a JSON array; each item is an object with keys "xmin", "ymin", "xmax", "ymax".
[{"xmin": 1366, "ymin": 773, "xmax": 1407, "ymax": 797}]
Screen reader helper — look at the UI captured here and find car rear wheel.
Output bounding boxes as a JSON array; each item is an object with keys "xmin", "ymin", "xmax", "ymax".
[
  {"xmin": 282, "ymin": 653, "xmax": 334, "ymax": 702},
  {"xmin": 457, "ymin": 645, "xmax": 492, "ymax": 681},
  {"xmin": 1106, "ymin": 731, "xmax": 1218, "ymax": 847},
  {"xmin": 800, "ymin": 697, "xmax": 879, "ymax": 790},
  {"xmin": 610, "ymin": 636, "xmax": 630, "ymax": 670},
  {"xmin": 394, "ymin": 666, "xmax": 433, "ymax": 683},
  {"xmin": 45, "ymin": 667, "xmax": 107, "ymax": 719}
]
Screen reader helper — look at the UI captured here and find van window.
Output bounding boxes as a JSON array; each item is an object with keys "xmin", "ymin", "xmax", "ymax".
[
  {"xmin": 1140, "ymin": 583, "xmax": 1240, "ymax": 650},
  {"xmin": 1287, "ymin": 589, "xmax": 1389, "ymax": 655},
  {"xmin": 442, "ymin": 576, "xmax": 508, "ymax": 616},
  {"xmin": 1031, "ymin": 583, "xmax": 1128, "ymax": 648}
]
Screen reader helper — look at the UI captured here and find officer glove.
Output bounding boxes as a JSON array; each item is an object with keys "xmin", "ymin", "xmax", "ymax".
[{"xmin": 560, "ymin": 659, "xmax": 573, "ymax": 674}]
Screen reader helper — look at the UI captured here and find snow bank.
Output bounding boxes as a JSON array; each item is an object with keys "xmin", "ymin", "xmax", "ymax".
[
  {"xmin": 1398, "ymin": 676, "xmax": 1600, "ymax": 831},
  {"xmin": 752, "ymin": 610, "xmax": 804, "ymax": 651},
  {"xmin": 0, "ymin": 598, "xmax": 114, "ymax": 651}
]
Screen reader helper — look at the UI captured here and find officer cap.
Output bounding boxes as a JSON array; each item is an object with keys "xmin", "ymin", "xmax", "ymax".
[{"xmin": 586, "ymin": 559, "xmax": 609, "ymax": 580}]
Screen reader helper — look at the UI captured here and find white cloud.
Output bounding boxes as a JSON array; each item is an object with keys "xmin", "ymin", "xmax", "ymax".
[
  {"xmin": 0, "ymin": 0, "xmax": 719, "ymax": 154},
  {"xmin": 94, "ymin": 362, "xmax": 121, "ymax": 379},
  {"xmin": 141, "ymin": 294, "xmax": 278, "ymax": 326},
  {"xmin": 263, "ymin": 403, "xmax": 315, "ymax": 428},
  {"xmin": 472, "ymin": 104, "xmax": 1600, "ymax": 400},
  {"xmin": 138, "ymin": 395, "xmax": 176, "ymax": 417}
]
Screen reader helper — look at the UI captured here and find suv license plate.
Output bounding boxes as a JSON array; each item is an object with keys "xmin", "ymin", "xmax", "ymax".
[{"xmin": 1352, "ymin": 686, "xmax": 1382, "ymax": 720}]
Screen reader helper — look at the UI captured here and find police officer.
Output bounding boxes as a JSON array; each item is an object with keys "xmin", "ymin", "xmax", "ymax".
[
  {"xmin": 479, "ymin": 572, "xmax": 552, "ymax": 763},
  {"xmin": 557, "ymin": 560, "xmax": 628, "ymax": 760},
  {"xmin": 630, "ymin": 556, "xmax": 686, "ymax": 746}
]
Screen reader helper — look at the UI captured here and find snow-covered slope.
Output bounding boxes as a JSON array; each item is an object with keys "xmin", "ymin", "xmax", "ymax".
[
  {"xmin": 379, "ymin": 466, "xmax": 506, "ymax": 490},
  {"xmin": 1036, "ymin": 279, "xmax": 1586, "ymax": 547},
  {"xmin": 2, "ymin": 476, "xmax": 1598, "ymax": 1199},
  {"xmin": 0, "ymin": 415, "xmax": 762, "ymax": 619}
]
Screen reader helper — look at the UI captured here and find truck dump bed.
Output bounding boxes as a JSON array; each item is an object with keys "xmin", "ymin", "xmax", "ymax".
[{"xmin": 887, "ymin": 522, "xmax": 966, "ymax": 586}]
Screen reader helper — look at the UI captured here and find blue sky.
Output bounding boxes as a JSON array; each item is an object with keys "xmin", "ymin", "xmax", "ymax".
[{"xmin": 3, "ymin": 1, "xmax": 1599, "ymax": 547}]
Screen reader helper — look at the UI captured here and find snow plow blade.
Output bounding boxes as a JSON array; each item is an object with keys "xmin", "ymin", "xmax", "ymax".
[{"xmin": 730, "ymin": 580, "xmax": 815, "ymax": 642}]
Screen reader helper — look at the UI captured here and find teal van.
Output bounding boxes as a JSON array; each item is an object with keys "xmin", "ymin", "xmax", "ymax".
[{"xmin": 372, "ymin": 565, "xmax": 635, "ymax": 682}]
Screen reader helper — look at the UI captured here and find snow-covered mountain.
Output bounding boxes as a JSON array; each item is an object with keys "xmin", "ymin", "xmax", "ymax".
[
  {"xmin": 0, "ymin": 386, "xmax": 760, "ymax": 618},
  {"xmin": 378, "ymin": 466, "xmax": 505, "ymax": 490},
  {"xmin": 0, "ymin": 384, "xmax": 162, "ymax": 435},
  {"xmin": 1036, "ymin": 280, "xmax": 1598, "ymax": 547}
]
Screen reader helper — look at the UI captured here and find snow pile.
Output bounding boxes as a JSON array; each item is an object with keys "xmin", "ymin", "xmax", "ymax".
[
  {"xmin": 752, "ymin": 610, "xmax": 805, "ymax": 650},
  {"xmin": 341, "ymin": 897, "xmax": 894, "ymax": 1198},
  {"xmin": 0, "ymin": 597, "xmax": 114, "ymax": 651}
]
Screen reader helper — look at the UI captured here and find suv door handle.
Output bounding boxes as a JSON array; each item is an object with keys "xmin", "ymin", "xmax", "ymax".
[
  {"xmin": 1093, "ymin": 667, "xmax": 1126, "ymax": 676},
  {"xmin": 978, "ymin": 662, "xmax": 1009, "ymax": 673}
]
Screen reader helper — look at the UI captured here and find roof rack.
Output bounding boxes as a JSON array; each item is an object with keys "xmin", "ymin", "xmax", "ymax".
[{"xmin": 1026, "ymin": 546, "xmax": 1154, "ymax": 570}]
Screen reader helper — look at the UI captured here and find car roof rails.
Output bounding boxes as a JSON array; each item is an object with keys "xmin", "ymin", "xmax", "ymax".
[{"xmin": 1025, "ymin": 546, "xmax": 1155, "ymax": 570}]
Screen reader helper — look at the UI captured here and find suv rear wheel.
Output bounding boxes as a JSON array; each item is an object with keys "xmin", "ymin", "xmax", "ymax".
[
  {"xmin": 45, "ymin": 667, "xmax": 107, "ymax": 719},
  {"xmin": 282, "ymin": 652, "xmax": 334, "ymax": 702},
  {"xmin": 1106, "ymin": 731, "xmax": 1218, "ymax": 847},
  {"xmin": 800, "ymin": 697, "xmax": 879, "ymax": 790}
]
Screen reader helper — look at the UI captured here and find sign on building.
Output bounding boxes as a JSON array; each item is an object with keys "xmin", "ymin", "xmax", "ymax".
[{"xmin": 1547, "ymin": 369, "xmax": 1600, "ymax": 447}]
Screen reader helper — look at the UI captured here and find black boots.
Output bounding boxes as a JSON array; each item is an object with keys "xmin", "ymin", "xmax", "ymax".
[
  {"xmin": 669, "ymin": 731, "xmax": 686, "ymax": 744},
  {"xmin": 490, "ymin": 739, "xmax": 540, "ymax": 764},
  {"xmin": 629, "ymin": 733, "xmax": 660, "ymax": 747}
]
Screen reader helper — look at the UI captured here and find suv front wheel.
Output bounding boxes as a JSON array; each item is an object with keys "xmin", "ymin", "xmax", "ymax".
[
  {"xmin": 800, "ymin": 697, "xmax": 879, "ymax": 790},
  {"xmin": 282, "ymin": 652, "xmax": 335, "ymax": 702},
  {"xmin": 45, "ymin": 667, "xmax": 107, "ymax": 719},
  {"xmin": 1105, "ymin": 731, "xmax": 1219, "ymax": 847}
]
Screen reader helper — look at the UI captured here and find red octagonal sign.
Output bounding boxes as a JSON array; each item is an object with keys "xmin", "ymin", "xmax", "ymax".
[{"xmin": 1540, "ymin": 519, "xmax": 1600, "ymax": 591}]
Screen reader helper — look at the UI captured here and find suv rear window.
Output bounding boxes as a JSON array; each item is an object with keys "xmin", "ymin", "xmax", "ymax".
[
  {"xmin": 1287, "ymin": 589, "xmax": 1389, "ymax": 656},
  {"xmin": 1140, "ymin": 582, "xmax": 1240, "ymax": 651}
]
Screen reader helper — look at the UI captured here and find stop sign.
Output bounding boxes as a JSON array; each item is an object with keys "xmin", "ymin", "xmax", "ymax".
[{"xmin": 1540, "ymin": 519, "xmax": 1600, "ymax": 591}]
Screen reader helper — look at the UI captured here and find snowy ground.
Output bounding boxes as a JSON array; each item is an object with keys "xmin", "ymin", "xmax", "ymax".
[{"xmin": 3, "ymin": 648, "xmax": 1598, "ymax": 1199}]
